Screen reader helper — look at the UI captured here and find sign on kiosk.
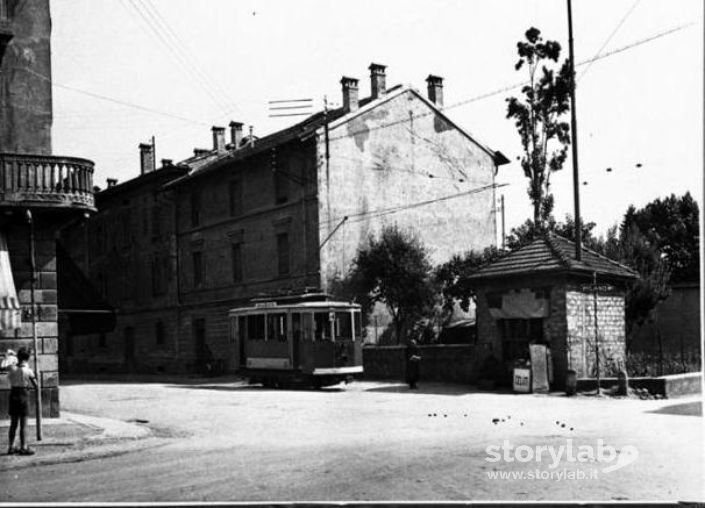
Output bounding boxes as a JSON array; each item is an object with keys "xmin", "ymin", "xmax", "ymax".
[{"xmin": 513, "ymin": 366, "xmax": 531, "ymax": 393}]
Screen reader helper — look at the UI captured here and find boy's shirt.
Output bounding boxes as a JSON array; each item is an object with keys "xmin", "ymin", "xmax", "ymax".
[{"xmin": 8, "ymin": 362, "xmax": 36, "ymax": 388}]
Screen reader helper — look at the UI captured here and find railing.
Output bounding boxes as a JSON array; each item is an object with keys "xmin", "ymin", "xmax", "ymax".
[{"xmin": 0, "ymin": 152, "xmax": 95, "ymax": 211}]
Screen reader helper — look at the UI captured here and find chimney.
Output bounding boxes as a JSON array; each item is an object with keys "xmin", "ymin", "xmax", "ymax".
[
  {"xmin": 229, "ymin": 121, "xmax": 243, "ymax": 149},
  {"xmin": 193, "ymin": 148, "xmax": 209, "ymax": 157},
  {"xmin": 106, "ymin": 178, "xmax": 118, "ymax": 188},
  {"xmin": 340, "ymin": 76, "xmax": 359, "ymax": 112},
  {"xmin": 161, "ymin": 159, "xmax": 173, "ymax": 167},
  {"xmin": 139, "ymin": 143, "xmax": 155, "ymax": 175},
  {"xmin": 426, "ymin": 74, "xmax": 444, "ymax": 107},
  {"xmin": 369, "ymin": 63, "xmax": 386, "ymax": 99},
  {"xmin": 212, "ymin": 126, "xmax": 226, "ymax": 153}
]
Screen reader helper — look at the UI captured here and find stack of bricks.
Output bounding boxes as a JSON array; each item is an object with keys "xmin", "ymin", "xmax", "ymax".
[{"xmin": 0, "ymin": 221, "xmax": 59, "ymax": 417}]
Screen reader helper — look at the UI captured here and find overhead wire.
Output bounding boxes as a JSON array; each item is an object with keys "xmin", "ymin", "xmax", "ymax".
[
  {"xmin": 120, "ymin": 0, "xmax": 232, "ymax": 116},
  {"xmin": 139, "ymin": 0, "xmax": 238, "ymax": 113},
  {"xmin": 577, "ymin": 0, "xmax": 641, "ymax": 82},
  {"xmin": 319, "ymin": 183, "xmax": 507, "ymax": 229},
  {"xmin": 326, "ymin": 22, "xmax": 693, "ymax": 143}
]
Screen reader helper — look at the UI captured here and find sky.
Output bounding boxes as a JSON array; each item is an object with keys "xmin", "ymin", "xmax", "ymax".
[{"xmin": 50, "ymin": 0, "xmax": 703, "ymax": 239}]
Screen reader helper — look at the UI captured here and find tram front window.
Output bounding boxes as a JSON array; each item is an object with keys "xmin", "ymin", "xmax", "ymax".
[
  {"xmin": 334, "ymin": 312, "xmax": 352, "ymax": 341},
  {"xmin": 247, "ymin": 314, "xmax": 265, "ymax": 340},
  {"xmin": 267, "ymin": 313, "xmax": 288, "ymax": 342},
  {"xmin": 314, "ymin": 312, "xmax": 332, "ymax": 341}
]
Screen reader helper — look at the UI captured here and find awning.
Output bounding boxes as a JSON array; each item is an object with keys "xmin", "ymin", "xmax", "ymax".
[{"xmin": 0, "ymin": 230, "xmax": 22, "ymax": 331}]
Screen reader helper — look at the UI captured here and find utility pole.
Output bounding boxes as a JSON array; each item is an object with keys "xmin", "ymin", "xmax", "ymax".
[
  {"xmin": 26, "ymin": 210, "xmax": 42, "ymax": 440},
  {"xmin": 500, "ymin": 195, "xmax": 506, "ymax": 249},
  {"xmin": 567, "ymin": 0, "xmax": 582, "ymax": 261}
]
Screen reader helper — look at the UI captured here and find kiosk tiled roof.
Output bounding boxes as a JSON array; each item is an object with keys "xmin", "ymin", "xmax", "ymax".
[{"xmin": 469, "ymin": 233, "xmax": 638, "ymax": 280}]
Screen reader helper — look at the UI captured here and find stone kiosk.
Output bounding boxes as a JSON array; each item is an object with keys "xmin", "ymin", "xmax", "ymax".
[{"xmin": 469, "ymin": 234, "xmax": 637, "ymax": 389}]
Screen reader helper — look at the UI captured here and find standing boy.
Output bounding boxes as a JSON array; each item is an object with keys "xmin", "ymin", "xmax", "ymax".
[{"xmin": 7, "ymin": 348, "xmax": 37, "ymax": 455}]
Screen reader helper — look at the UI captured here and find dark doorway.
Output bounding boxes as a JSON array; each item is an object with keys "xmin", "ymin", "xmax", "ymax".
[
  {"xmin": 124, "ymin": 327, "xmax": 135, "ymax": 372},
  {"xmin": 498, "ymin": 318, "xmax": 543, "ymax": 363}
]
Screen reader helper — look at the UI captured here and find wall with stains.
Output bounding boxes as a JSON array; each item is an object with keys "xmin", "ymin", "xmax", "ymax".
[{"xmin": 318, "ymin": 89, "xmax": 498, "ymax": 291}]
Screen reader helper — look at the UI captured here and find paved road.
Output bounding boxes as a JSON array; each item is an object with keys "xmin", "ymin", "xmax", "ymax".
[{"xmin": 2, "ymin": 378, "xmax": 703, "ymax": 502}]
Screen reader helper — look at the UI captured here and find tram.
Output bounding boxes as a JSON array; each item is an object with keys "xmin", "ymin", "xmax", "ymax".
[{"xmin": 229, "ymin": 294, "xmax": 363, "ymax": 388}]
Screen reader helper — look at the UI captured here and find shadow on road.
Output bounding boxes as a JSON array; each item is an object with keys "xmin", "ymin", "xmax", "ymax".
[
  {"xmin": 165, "ymin": 384, "xmax": 345, "ymax": 393},
  {"xmin": 363, "ymin": 383, "xmax": 514, "ymax": 397},
  {"xmin": 61, "ymin": 374, "xmax": 244, "ymax": 386},
  {"xmin": 647, "ymin": 401, "xmax": 702, "ymax": 417}
]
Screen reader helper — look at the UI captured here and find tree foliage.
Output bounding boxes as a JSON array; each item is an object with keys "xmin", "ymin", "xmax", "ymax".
[
  {"xmin": 506, "ymin": 27, "xmax": 572, "ymax": 226},
  {"xmin": 339, "ymin": 226, "xmax": 436, "ymax": 344},
  {"xmin": 621, "ymin": 192, "xmax": 699, "ymax": 283},
  {"xmin": 435, "ymin": 246, "xmax": 506, "ymax": 313}
]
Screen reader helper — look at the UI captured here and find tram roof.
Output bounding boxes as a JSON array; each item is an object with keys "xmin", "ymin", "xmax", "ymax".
[{"xmin": 228, "ymin": 301, "xmax": 361, "ymax": 315}]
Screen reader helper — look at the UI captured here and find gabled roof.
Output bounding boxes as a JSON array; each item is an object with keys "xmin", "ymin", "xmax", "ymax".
[
  {"xmin": 469, "ymin": 233, "xmax": 639, "ymax": 281},
  {"xmin": 166, "ymin": 84, "xmax": 509, "ymax": 188}
]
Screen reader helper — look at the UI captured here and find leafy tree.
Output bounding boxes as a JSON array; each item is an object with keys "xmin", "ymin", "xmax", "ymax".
[
  {"xmin": 435, "ymin": 246, "xmax": 506, "ymax": 313},
  {"xmin": 505, "ymin": 215, "xmax": 600, "ymax": 251},
  {"xmin": 506, "ymin": 27, "xmax": 572, "ymax": 227},
  {"xmin": 339, "ymin": 226, "xmax": 436, "ymax": 344},
  {"xmin": 616, "ymin": 224, "xmax": 671, "ymax": 348},
  {"xmin": 621, "ymin": 192, "xmax": 699, "ymax": 283}
]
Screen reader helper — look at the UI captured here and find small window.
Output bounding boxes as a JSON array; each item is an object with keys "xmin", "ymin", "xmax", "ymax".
[
  {"xmin": 314, "ymin": 312, "xmax": 332, "ymax": 341},
  {"xmin": 276, "ymin": 233, "xmax": 289, "ymax": 276},
  {"xmin": 151, "ymin": 256, "xmax": 166, "ymax": 296},
  {"xmin": 151, "ymin": 206, "xmax": 162, "ymax": 239},
  {"xmin": 334, "ymin": 312, "xmax": 353, "ymax": 341},
  {"xmin": 193, "ymin": 251, "xmax": 203, "ymax": 287},
  {"xmin": 302, "ymin": 313, "xmax": 314, "ymax": 341},
  {"xmin": 354, "ymin": 311, "xmax": 362, "ymax": 340},
  {"xmin": 190, "ymin": 190, "xmax": 201, "ymax": 227},
  {"xmin": 275, "ymin": 170, "xmax": 289, "ymax": 205},
  {"xmin": 247, "ymin": 314, "xmax": 265, "ymax": 340},
  {"xmin": 267, "ymin": 313, "xmax": 288, "ymax": 342},
  {"xmin": 229, "ymin": 179, "xmax": 242, "ymax": 216},
  {"xmin": 155, "ymin": 321, "xmax": 165, "ymax": 346},
  {"xmin": 292, "ymin": 313, "xmax": 302, "ymax": 342},
  {"xmin": 231, "ymin": 243, "xmax": 242, "ymax": 283}
]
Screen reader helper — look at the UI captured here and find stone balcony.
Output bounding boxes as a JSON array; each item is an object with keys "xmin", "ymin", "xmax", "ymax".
[{"xmin": 0, "ymin": 152, "xmax": 95, "ymax": 212}]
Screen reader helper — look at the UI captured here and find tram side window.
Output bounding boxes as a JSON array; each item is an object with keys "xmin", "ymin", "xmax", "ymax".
[
  {"xmin": 292, "ymin": 313, "xmax": 302, "ymax": 342},
  {"xmin": 314, "ymin": 312, "xmax": 332, "ymax": 341},
  {"xmin": 354, "ymin": 311, "xmax": 362, "ymax": 341},
  {"xmin": 247, "ymin": 314, "xmax": 265, "ymax": 341},
  {"xmin": 267, "ymin": 313, "xmax": 288, "ymax": 342},
  {"xmin": 302, "ymin": 313, "xmax": 314, "ymax": 341},
  {"xmin": 334, "ymin": 312, "xmax": 352, "ymax": 341}
]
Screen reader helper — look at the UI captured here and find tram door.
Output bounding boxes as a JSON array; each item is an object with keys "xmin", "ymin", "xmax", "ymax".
[
  {"xmin": 291, "ymin": 313, "xmax": 301, "ymax": 369},
  {"xmin": 313, "ymin": 311, "xmax": 335, "ymax": 367}
]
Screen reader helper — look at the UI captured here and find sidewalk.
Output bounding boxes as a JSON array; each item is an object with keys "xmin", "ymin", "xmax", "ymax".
[{"xmin": 0, "ymin": 412, "xmax": 152, "ymax": 470}]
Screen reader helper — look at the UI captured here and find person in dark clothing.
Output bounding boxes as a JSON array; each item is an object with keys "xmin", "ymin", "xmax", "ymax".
[{"xmin": 406, "ymin": 339, "xmax": 421, "ymax": 389}]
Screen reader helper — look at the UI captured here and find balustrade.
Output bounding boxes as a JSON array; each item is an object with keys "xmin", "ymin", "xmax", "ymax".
[{"xmin": 0, "ymin": 152, "xmax": 95, "ymax": 211}]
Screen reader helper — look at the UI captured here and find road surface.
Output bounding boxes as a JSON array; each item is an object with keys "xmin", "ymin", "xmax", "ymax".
[{"xmin": 1, "ymin": 378, "xmax": 703, "ymax": 502}]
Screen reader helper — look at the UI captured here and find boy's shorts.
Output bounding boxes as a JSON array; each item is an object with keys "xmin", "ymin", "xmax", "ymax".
[{"xmin": 8, "ymin": 387, "xmax": 29, "ymax": 417}]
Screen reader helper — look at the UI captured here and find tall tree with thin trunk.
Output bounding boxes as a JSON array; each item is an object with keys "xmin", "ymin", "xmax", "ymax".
[{"xmin": 506, "ymin": 27, "xmax": 572, "ymax": 227}]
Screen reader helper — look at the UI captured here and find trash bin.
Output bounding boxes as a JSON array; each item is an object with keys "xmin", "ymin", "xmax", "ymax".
[{"xmin": 565, "ymin": 369, "xmax": 577, "ymax": 396}]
